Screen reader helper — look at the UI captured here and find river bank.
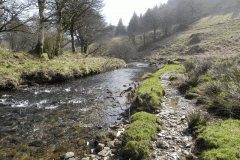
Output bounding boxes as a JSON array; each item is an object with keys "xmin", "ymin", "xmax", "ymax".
[
  {"xmin": 0, "ymin": 62, "xmax": 157, "ymax": 160},
  {"xmin": 83, "ymin": 63, "xmax": 198, "ymax": 160},
  {"xmin": 0, "ymin": 49, "xmax": 126, "ymax": 91}
]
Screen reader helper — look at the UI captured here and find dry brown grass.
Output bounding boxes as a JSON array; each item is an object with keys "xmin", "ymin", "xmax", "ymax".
[{"xmin": 145, "ymin": 6, "xmax": 240, "ymax": 61}]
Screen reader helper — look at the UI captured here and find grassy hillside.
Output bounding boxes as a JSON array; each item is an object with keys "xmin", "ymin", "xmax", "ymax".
[
  {"xmin": 141, "ymin": 6, "xmax": 240, "ymax": 160},
  {"xmin": 0, "ymin": 49, "xmax": 126, "ymax": 90},
  {"xmin": 146, "ymin": 5, "xmax": 240, "ymax": 60}
]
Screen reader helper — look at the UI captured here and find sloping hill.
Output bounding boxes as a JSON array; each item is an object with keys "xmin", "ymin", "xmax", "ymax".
[{"xmin": 145, "ymin": 5, "xmax": 240, "ymax": 61}]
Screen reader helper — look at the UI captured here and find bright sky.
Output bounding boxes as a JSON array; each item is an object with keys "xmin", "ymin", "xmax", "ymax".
[{"xmin": 102, "ymin": 0, "xmax": 168, "ymax": 26}]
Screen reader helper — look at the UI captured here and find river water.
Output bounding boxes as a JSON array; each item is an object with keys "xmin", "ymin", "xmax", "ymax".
[{"xmin": 0, "ymin": 62, "xmax": 157, "ymax": 159}]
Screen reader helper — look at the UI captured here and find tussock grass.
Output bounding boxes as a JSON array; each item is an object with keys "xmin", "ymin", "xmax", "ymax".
[{"xmin": 187, "ymin": 109, "xmax": 211, "ymax": 135}]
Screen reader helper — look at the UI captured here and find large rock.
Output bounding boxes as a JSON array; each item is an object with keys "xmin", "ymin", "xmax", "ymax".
[
  {"xmin": 64, "ymin": 152, "xmax": 75, "ymax": 159},
  {"xmin": 156, "ymin": 140, "xmax": 169, "ymax": 149},
  {"xmin": 98, "ymin": 147, "xmax": 111, "ymax": 157},
  {"xmin": 96, "ymin": 143, "xmax": 105, "ymax": 152}
]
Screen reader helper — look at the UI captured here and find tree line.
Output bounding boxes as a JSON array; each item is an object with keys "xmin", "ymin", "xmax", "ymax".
[
  {"xmin": 0, "ymin": 0, "xmax": 110, "ymax": 58},
  {"xmin": 0, "ymin": 0, "xmax": 238, "ymax": 58},
  {"xmin": 114, "ymin": 0, "xmax": 237, "ymax": 47}
]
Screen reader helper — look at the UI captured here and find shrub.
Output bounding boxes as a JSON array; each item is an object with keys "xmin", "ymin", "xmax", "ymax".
[
  {"xmin": 182, "ymin": 58, "xmax": 213, "ymax": 90},
  {"xmin": 105, "ymin": 37, "xmax": 137, "ymax": 61},
  {"xmin": 204, "ymin": 65, "xmax": 240, "ymax": 118},
  {"xmin": 187, "ymin": 109, "xmax": 211, "ymax": 135}
]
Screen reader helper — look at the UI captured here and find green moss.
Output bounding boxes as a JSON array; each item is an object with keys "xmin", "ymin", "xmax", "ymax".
[
  {"xmin": 169, "ymin": 74, "xmax": 178, "ymax": 81},
  {"xmin": 196, "ymin": 119, "xmax": 240, "ymax": 160},
  {"xmin": 40, "ymin": 53, "xmax": 49, "ymax": 60},
  {"xmin": 95, "ymin": 131, "xmax": 116, "ymax": 144},
  {"xmin": 122, "ymin": 112, "xmax": 161, "ymax": 160},
  {"xmin": 137, "ymin": 64, "xmax": 184, "ymax": 110},
  {"xmin": 141, "ymin": 73, "xmax": 154, "ymax": 80}
]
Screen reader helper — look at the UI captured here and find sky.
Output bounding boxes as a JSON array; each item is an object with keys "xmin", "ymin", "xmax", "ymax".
[{"xmin": 102, "ymin": 0, "xmax": 168, "ymax": 26}]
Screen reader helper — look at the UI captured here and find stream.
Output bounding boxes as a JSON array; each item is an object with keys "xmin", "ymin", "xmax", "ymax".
[{"xmin": 0, "ymin": 62, "xmax": 157, "ymax": 159}]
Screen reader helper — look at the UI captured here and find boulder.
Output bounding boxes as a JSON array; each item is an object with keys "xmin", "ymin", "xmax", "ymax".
[
  {"xmin": 64, "ymin": 152, "xmax": 75, "ymax": 159},
  {"xmin": 156, "ymin": 140, "xmax": 169, "ymax": 149},
  {"xmin": 98, "ymin": 147, "xmax": 111, "ymax": 157},
  {"xmin": 96, "ymin": 143, "xmax": 105, "ymax": 152}
]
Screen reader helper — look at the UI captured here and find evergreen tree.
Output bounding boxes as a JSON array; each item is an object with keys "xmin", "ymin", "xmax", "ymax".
[
  {"xmin": 127, "ymin": 11, "xmax": 139, "ymax": 33},
  {"xmin": 115, "ymin": 18, "xmax": 126, "ymax": 36}
]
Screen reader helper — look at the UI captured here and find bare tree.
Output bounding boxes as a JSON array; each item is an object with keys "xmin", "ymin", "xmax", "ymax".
[
  {"xmin": 0, "ymin": 0, "xmax": 33, "ymax": 33},
  {"xmin": 75, "ymin": 9, "xmax": 108, "ymax": 54}
]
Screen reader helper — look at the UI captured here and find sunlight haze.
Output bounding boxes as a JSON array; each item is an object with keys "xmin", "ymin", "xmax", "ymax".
[{"xmin": 102, "ymin": 0, "xmax": 168, "ymax": 26}]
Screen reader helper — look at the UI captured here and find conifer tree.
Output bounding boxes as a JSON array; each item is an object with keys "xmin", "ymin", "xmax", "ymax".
[
  {"xmin": 127, "ymin": 11, "xmax": 139, "ymax": 33},
  {"xmin": 115, "ymin": 18, "xmax": 126, "ymax": 36}
]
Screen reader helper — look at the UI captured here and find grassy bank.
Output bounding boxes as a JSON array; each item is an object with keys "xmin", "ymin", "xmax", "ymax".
[
  {"xmin": 135, "ymin": 64, "xmax": 184, "ymax": 112},
  {"xmin": 122, "ymin": 112, "xmax": 162, "ymax": 160},
  {"xmin": 196, "ymin": 119, "xmax": 240, "ymax": 160},
  {"xmin": 0, "ymin": 49, "xmax": 126, "ymax": 91}
]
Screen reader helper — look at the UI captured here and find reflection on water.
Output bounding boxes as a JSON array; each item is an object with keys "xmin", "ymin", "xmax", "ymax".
[{"xmin": 0, "ymin": 62, "xmax": 157, "ymax": 159}]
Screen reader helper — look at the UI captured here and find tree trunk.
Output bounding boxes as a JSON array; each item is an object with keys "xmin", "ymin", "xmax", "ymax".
[
  {"xmin": 83, "ymin": 43, "xmax": 88, "ymax": 53},
  {"xmin": 79, "ymin": 36, "xmax": 85, "ymax": 53},
  {"xmin": 35, "ymin": 0, "xmax": 46, "ymax": 56},
  {"xmin": 55, "ymin": 1, "xmax": 63, "ymax": 56},
  {"xmin": 143, "ymin": 32, "xmax": 146, "ymax": 47},
  {"xmin": 55, "ymin": 30, "xmax": 63, "ymax": 56},
  {"xmin": 70, "ymin": 24, "xmax": 75, "ymax": 53}
]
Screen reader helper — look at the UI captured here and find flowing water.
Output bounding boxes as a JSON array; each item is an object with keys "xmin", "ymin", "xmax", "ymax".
[{"xmin": 0, "ymin": 62, "xmax": 157, "ymax": 159}]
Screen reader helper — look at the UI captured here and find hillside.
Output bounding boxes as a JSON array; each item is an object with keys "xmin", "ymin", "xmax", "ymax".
[{"xmin": 144, "ymin": 5, "xmax": 240, "ymax": 61}]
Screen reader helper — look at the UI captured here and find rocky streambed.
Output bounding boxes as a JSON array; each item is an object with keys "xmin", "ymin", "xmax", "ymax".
[
  {"xmin": 82, "ymin": 71, "xmax": 199, "ymax": 160},
  {"xmin": 151, "ymin": 72, "xmax": 198, "ymax": 160}
]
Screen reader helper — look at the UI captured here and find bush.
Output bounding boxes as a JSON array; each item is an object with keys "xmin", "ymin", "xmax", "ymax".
[
  {"xmin": 204, "ymin": 65, "xmax": 240, "ymax": 118},
  {"xmin": 183, "ymin": 58, "xmax": 213, "ymax": 88},
  {"xmin": 105, "ymin": 37, "xmax": 137, "ymax": 61},
  {"xmin": 187, "ymin": 109, "xmax": 211, "ymax": 135}
]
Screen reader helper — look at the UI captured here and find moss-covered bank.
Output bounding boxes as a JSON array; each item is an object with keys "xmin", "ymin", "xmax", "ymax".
[
  {"xmin": 135, "ymin": 64, "xmax": 185, "ymax": 112},
  {"xmin": 119, "ymin": 63, "xmax": 184, "ymax": 159},
  {"xmin": 0, "ymin": 49, "xmax": 126, "ymax": 91},
  {"xmin": 122, "ymin": 112, "xmax": 161, "ymax": 160},
  {"xmin": 196, "ymin": 119, "xmax": 240, "ymax": 160}
]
